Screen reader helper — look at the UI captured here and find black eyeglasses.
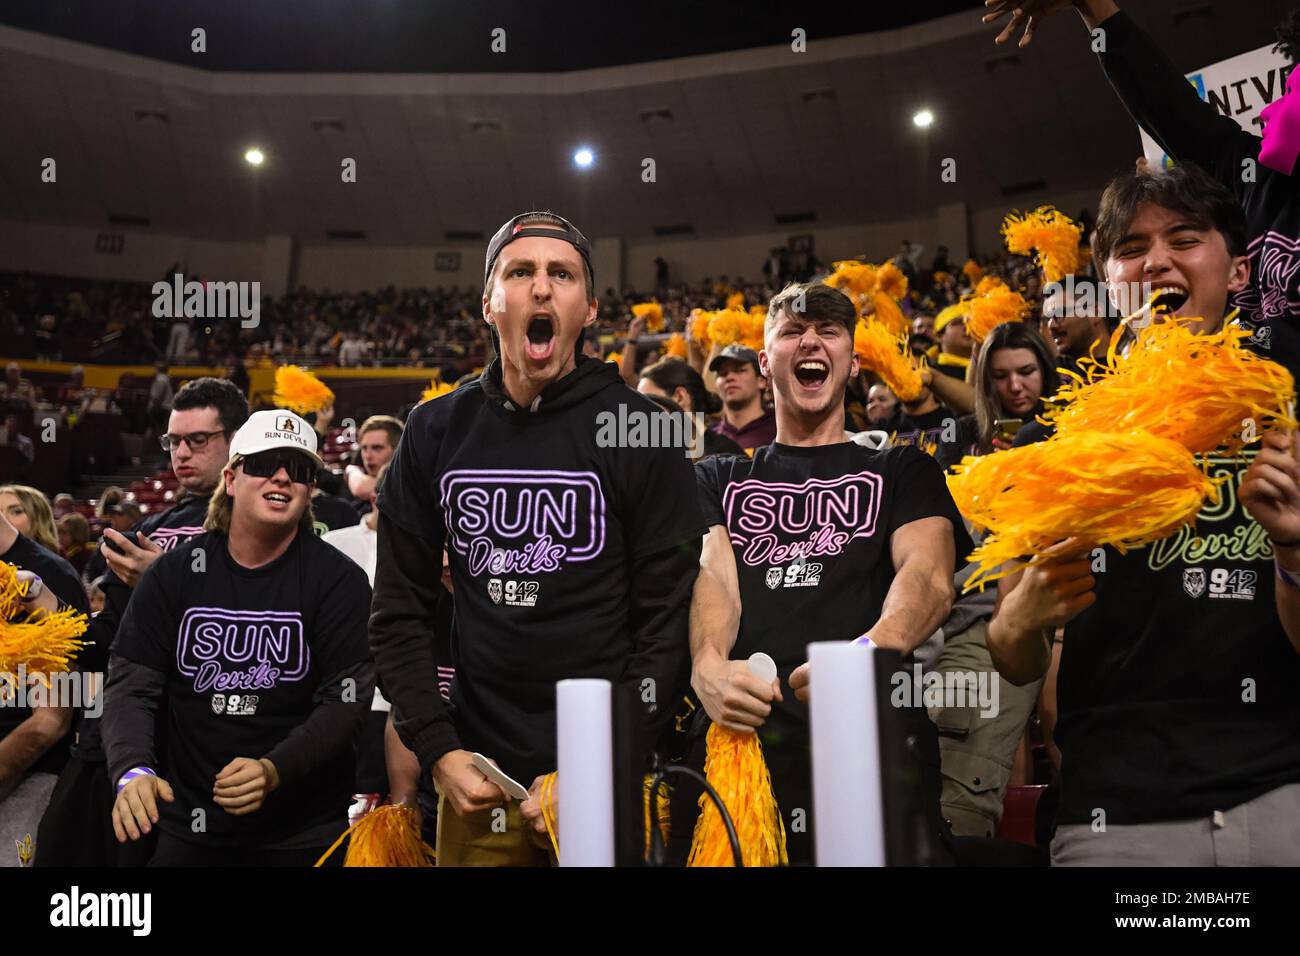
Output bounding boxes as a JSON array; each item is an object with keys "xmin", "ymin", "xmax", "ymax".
[
  {"xmin": 239, "ymin": 450, "xmax": 318, "ymax": 485},
  {"xmin": 160, "ymin": 430, "xmax": 227, "ymax": 451}
]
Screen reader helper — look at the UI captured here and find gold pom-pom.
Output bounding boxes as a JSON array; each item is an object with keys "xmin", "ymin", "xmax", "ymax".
[
  {"xmin": 825, "ymin": 260, "xmax": 878, "ymax": 302},
  {"xmin": 726, "ymin": 291, "xmax": 746, "ymax": 312},
  {"xmin": 871, "ymin": 292, "xmax": 909, "ymax": 337},
  {"xmin": 421, "ymin": 380, "xmax": 454, "ymax": 403},
  {"xmin": 875, "ymin": 261, "xmax": 909, "ymax": 301},
  {"xmin": 854, "ymin": 320, "xmax": 925, "ymax": 402},
  {"xmin": 665, "ymin": 333, "xmax": 689, "ymax": 359},
  {"xmin": 1002, "ymin": 206, "xmax": 1084, "ymax": 284},
  {"xmin": 314, "ymin": 804, "xmax": 436, "ymax": 867},
  {"xmin": 606, "ymin": 350, "xmax": 623, "ymax": 366},
  {"xmin": 632, "ymin": 300, "xmax": 665, "ymax": 333},
  {"xmin": 0, "ymin": 561, "xmax": 31, "ymax": 621},
  {"xmin": 643, "ymin": 774, "xmax": 673, "ymax": 859},
  {"xmin": 739, "ymin": 310, "xmax": 766, "ymax": 351},
  {"xmin": 689, "ymin": 309, "xmax": 714, "ymax": 351},
  {"xmin": 946, "ymin": 430, "xmax": 1220, "ymax": 591},
  {"xmin": 0, "ymin": 577, "xmax": 89, "ymax": 703},
  {"xmin": 963, "ymin": 281, "xmax": 1030, "ymax": 343},
  {"xmin": 688, "ymin": 724, "xmax": 788, "ymax": 867},
  {"xmin": 933, "ymin": 270, "xmax": 952, "ymax": 284},
  {"xmin": 707, "ymin": 308, "xmax": 748, "ymax": 348},
  {"xmin": 962, "ymin": 259, "xmax": 984, "ymax": 284},
  {"xmin": 1049, "ymin": 317, "xmax": 1297, "ymax": 453},
  {"xmin": 273, "ymin": 366, "xmax": 335, "ymax": 415}
]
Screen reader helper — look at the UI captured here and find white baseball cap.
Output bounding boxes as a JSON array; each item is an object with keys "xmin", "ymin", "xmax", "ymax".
[{"xmin": 228, "ymin": 409, "xmax": 324, "ymax": 468}]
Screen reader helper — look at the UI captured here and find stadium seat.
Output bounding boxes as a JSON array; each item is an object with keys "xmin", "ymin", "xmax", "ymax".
[{"xmin": 996, "ymin": 785, "xmax": 1048, "ymax": 848}]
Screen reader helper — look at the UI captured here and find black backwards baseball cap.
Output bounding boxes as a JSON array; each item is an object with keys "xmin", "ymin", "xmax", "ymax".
[{"xmin": 483, "ymin": 211, "xmax": 595, "ymax": 291}]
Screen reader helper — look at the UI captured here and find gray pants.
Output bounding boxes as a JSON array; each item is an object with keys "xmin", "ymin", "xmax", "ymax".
[
  {"xmin": 930, "ymin": 620, "xmax": 1044, "ymax": 838},
  {"xmin": 1052, "ymin": 782, "xmax": 1300, "ymax": 866},
  {"xmin": 0, "ymin": 772, "xmax": 58, "ymax": 867}
]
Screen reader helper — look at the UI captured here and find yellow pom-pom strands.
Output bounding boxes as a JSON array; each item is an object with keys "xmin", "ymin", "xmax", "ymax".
[
  {"xmin": 421, "ymin": 380, "xmax": 454, "ymax": 403},
  {"xmin": 0, "ymin": 562, "xmax": 89, "ymax": 703},
  {"xmin": 313, "ymin": 804, "xmax": 436, "ymax": 867},
  {"xmin": 854, "ymin": 321, "xmax": 925, "ymax": 402},
  {"xmin": 272, "ymin": 365, "xmax": 335, "ymax": 415},
  {"xmin": 631, "ymin": 300, "xmax": 665, "ymax": 334},
  {"xmin": 687, "ymin": 723, "xmax": 788, "ymax": 867},
  {"xmin": 1049, "ymin": 317, "xmax": 1297, "ymax": 455},
  {"xmin": 1002, "ymin": 206, "xmax": 1084, "ymax": 285},
  {"xmin": 947, "ymin": 431, "xmax": 1221, "ymax": 591},
  {"xmin": 962, "ymin": 280, "xmax": 1031, "ymax": 344}
]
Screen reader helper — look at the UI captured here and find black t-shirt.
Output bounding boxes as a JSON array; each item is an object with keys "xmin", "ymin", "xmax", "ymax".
[
  {"xmin": 695, "ymin": 442, "xmax": 973, "ymax": 740},
  {"xmin": 378, "ymin": 357, "xmax": 706, "ymax": 783},
  {"xmin": 112, "ymin": 529, "xmax": 373, "ymax": 845},
  {"xmin": 0, "ymin": 534, "xmax": 90, "ymax": 776},
  {"xmin": 74, "ymin": 493, "xmax": 212, "ymax": 761},
  {"xmin": 1057, "ymin": 448, "xmax": 1300, "ymax": 825},
  {"xmin": 885, "ymin": 406, "xmax": 958, "ymax": 458},
  {"xmin": 310, "ymin": 494, "xmax": 361, "ymax": 535}
]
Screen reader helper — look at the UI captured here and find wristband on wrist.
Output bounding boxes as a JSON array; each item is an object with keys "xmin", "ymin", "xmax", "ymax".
[{"xmin": 116, "ymin": 766, "xmax": 156, "ymax": 794}]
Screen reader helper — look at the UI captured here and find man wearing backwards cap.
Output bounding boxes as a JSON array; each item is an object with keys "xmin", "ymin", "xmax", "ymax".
[
  {"xmin": 102, "ymin": 409, "xmax": 375, "ymax": 865},
  {"xmin": 371, "ymin": 210, "xmax": 705, "ymax": 865}
]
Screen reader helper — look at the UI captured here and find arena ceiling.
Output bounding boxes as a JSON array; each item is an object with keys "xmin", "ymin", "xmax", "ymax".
[{"xmin": 0, "ymin": 0, "xmax": 1291, "ymax": 247}]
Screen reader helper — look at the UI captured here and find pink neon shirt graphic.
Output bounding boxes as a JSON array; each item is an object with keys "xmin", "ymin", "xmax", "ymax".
[
  {"xmin": 721, "ymin": 471, "xmax": 883, "ymax": 567},
  {"xmin": 1260, "ymin": 70, "xmax": 1300, "ymax": 175}
]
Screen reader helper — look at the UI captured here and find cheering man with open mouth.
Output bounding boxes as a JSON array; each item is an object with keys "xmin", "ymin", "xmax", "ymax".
[
  {"xmin": 371, "ymin": 211, "xmax": 705, "ymax": 865},
  {"xmin": 103, "ymin": 409, "xmax": 374, "ymax": 866}
]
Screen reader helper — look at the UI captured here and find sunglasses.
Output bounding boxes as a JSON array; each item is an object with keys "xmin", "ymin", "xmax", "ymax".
[{"xmin": 240, "ymin": 450, "xmax": 319, "ymax": 485}]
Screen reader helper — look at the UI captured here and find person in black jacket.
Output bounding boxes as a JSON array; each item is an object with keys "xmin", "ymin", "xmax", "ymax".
[
  {"xmin": 103, "ymin": 409, "xmax": 373, "ymax": 866},
  {"xmin": 985, "ymin": 0, "xmax": 1300, "ymax": 379},
  {"xmin": 34, "ymin": 377, "xmax": 249, "ymax": 867},
  {"xmin": 371, "ymin": 211, "xmax": 705, "ymax": 866},
  {"xmin": 0, "ymin": 510, "xmax": 89, "ymax": 867}
]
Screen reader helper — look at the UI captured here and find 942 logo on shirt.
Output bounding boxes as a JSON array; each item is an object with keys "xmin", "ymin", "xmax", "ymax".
[
  {"xmin": 210, "ymin": 693, "xmax": 259, "ymax": 715},
  {"xmin": 1183, "ymin": 567, "xmax": 1256, "ymax": 600},
  {"xmin": 765, "ymin": 562, "xmax": 823, "ymax": 589},
  {"xmin": 488, "ymin": 578, "xmax": 539, "ymax": 607}
]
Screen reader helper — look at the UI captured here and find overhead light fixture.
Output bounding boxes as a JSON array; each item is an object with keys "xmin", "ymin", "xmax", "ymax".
[
  {"xmin": 244, "ymin": 147, "xmax": 265, "ymax": 166},
  {"xmin": 912, "ymin": 109, "xmax": 935, "ymax": 129},
  {"xmin": 573, "ymin": 147, "xmax": 594, "ymax": 168}
]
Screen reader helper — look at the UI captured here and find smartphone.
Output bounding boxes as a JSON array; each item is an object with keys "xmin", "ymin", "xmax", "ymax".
[
  {"xmin": 105, "ymin": 530, "xmax": 141, "ymax": 555},
  {"xmin": 993, "ymin": 418, "xmax": 1023, "ymax": 443}
]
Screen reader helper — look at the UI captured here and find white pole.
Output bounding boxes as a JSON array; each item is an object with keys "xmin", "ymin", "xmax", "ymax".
[
  {"xmin": 555, "ymin": 678, "xmax": 615, "ymax": 867},
  {"xmin": 809, "ymin": 640, "xmax": 886, "ymax": 866}
]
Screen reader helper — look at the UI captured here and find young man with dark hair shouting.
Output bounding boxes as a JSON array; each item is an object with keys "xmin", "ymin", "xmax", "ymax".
[
  {"xmin": 988, "ymin": 162, "xmax": 1300, "ymax": 866},
  {"xmin": 37, "ymin": 376, "xmax": 250, "ymax": 867},
  {"xmin": 102, "ymin": 409, "xmax": 374, "ymax": 866},
  {"xmin": 689, "ymin": 281, "xmax": 972, "ymax": 865},
  {"xmin": 371, "ymin": 211, "xmax": 705, "ymax": 866}
]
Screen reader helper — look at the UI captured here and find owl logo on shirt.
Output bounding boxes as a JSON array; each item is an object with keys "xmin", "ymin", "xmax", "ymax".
[
  {"xmin": 1183, "ymin": 568, "xmax": 1206, "ymax": 599},
  {"xmin": 765, "ymin": 567, "xmax": 783, "ymax": 590},
  {"xmin": 488, "ymin": 578, "xmax": 503, "ymax": 605}
]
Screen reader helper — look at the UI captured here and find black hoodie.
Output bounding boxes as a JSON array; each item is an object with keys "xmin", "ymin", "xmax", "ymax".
[{"xmin": 372, "ymin": 355, "xmax": 705, "ymax": 784}]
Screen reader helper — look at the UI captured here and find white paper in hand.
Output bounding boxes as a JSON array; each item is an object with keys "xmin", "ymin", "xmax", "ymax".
[
  {"xmin": 471, "ymin": 752, "xmax": 530, "ymax": 801},
  {"xmin": 747, "ymin": 652, "xmax": 778, "ymax": 685}
]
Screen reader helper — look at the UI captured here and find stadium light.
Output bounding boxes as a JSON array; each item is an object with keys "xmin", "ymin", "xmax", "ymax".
[
  {"xmin": 244, "ymin": 147, "xmax": 265, "ymax": 166},
  {"xmin": 573, "ymin": 147, "xmax": 594, "ymax": 168},
  {"xmin": 912, "ymin": 109, "xmax": 934, "ymax": 129}
]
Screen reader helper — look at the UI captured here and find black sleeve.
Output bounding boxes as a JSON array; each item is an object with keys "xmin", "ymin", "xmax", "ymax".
[
  {"xmin": 693, "ymin": 455, "xmax": 728, "ymax": 528},
  {"xmin": 621, "ymin": 435, "xmax": 708, "ymax": 560},
  {"xmin": 110, "ymin": 557, "xmax": 176, "ymax": 672},
  {"xmin": 369, "ymin": 512, "xmax": 461, "ymax": 773},
  {"xmin": 621, "ymin": 538, "xmax": 702, "ymax": 754},
  {"xmin": 888, "ymin": 446, "xmax": 974, "ymax": 562},
  {"xmin": 102, "ymin": 653, "xmax": 167, "ymax": 787},
  {"xmin": 264, "ymin": 660, "xmax": 375, "ymax": 788},
  {"xmin": 1098, "ymin": 10, "xmax": 1258, "ymax": 184}
]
